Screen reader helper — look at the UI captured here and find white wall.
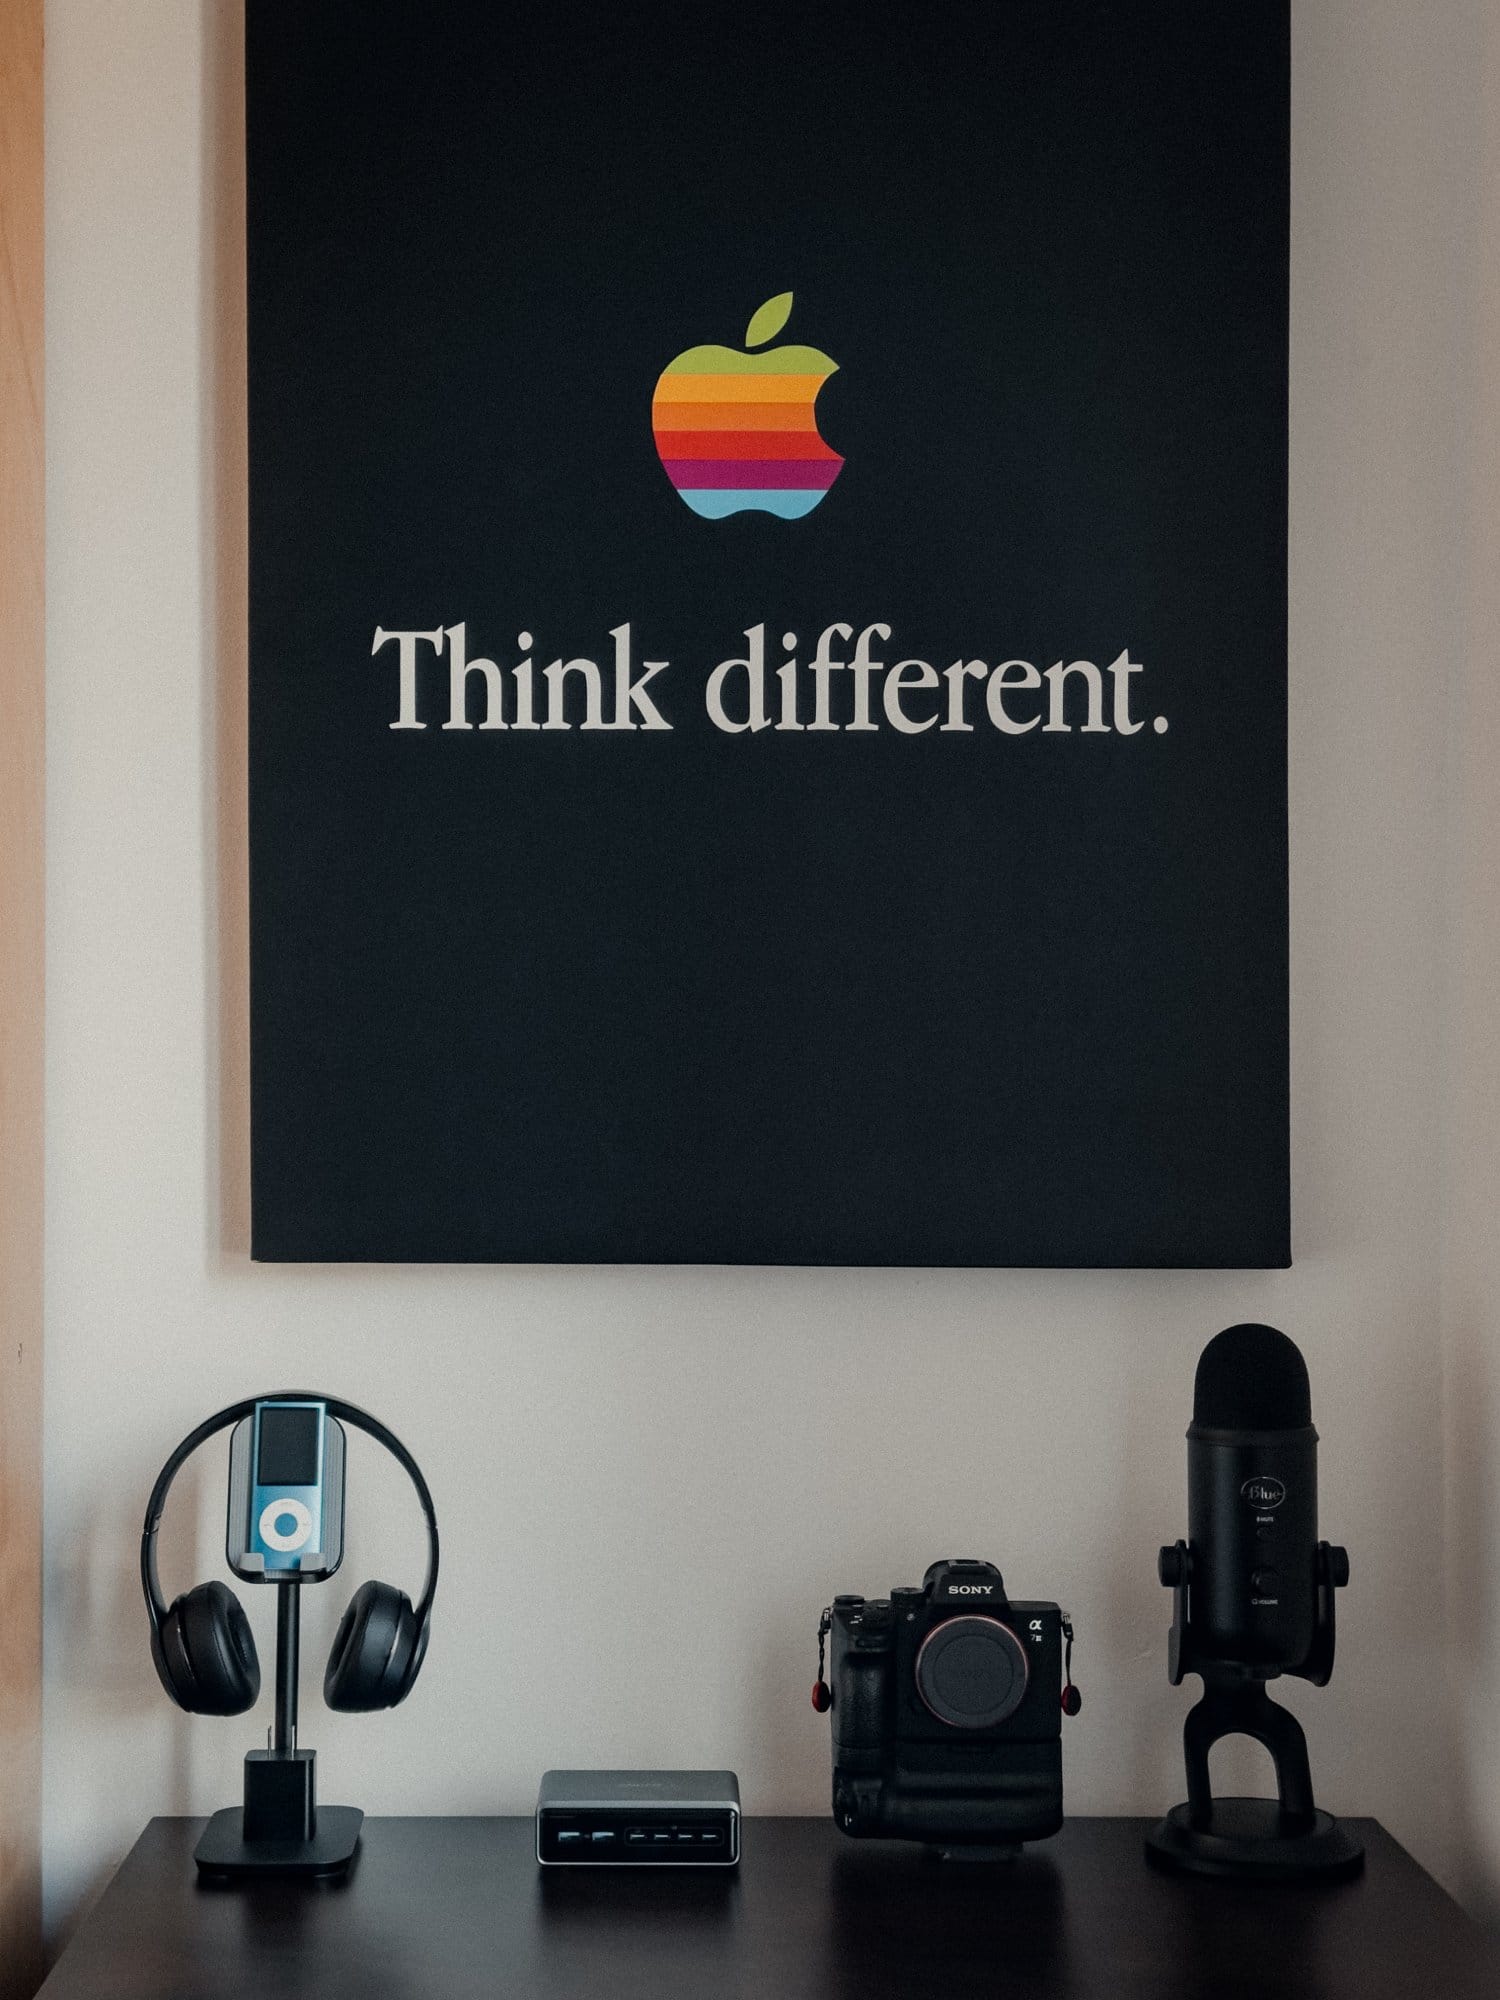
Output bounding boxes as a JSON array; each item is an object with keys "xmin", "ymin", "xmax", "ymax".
[{"xmin": 41, "ymin": 0, "xmax": 1497, "ymax": 1950}]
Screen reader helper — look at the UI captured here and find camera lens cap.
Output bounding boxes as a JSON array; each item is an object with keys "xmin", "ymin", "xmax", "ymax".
[{"xmin": 914, "ymin": 1616, "xmax": 1029, "ymax": 1729}]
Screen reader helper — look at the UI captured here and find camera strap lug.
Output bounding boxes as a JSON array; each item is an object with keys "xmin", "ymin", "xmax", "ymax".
[
  {"xmin": 812, "ymin": 1606, "xmax": 833, "ymax": 1713},
  {"xmin": 1061, "ymin": 1614, "xmax": 1082, "ymax": 1717}
]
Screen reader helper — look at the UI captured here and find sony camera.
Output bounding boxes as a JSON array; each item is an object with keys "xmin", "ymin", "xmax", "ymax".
[{"xmin": 812, "ymin": 1559, "xmax": 1079, "ymax": 1849}]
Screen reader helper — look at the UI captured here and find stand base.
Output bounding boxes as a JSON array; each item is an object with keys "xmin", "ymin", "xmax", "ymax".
[
  {"xmin": 1145, "ymin": 1799, "xmax": 1364, "ymax": 1882},
  {"xmin": 194, "ymin": 1805, "xmax": 363, "ymax": 1879}
]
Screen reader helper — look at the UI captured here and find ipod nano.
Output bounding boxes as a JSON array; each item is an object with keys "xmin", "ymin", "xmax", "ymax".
[{"xmin": 227, "ymin": 1398, "xmax": 346, "ymax": 1581}]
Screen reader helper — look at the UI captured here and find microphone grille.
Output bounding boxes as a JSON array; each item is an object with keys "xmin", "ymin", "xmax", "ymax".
[{"xmin": 1192, "ymin": 1323, "xmax": 1312, "ymax": 1429}]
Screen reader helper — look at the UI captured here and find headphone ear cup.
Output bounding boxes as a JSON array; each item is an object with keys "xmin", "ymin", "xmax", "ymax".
[
  {"xmin": 324, "ymin": 1579, "xmax": 420, "ymax": 1713},
  {"xmin": 169, "ymin": 1582, "xmax": 260, "ymax": 1716},
  {"xmin": 151, "ymin": 1597, "xmax": 196, "ymax": 1711}
]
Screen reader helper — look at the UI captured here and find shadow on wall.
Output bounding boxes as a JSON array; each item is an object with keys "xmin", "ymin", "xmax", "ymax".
[
  {"xmin": 54, "ymin": 1455, "xmax": 200, "ymax": 1812},
  {"xmin": 45, "ymin": 1453, "xmax": 213, "ymax": 1970},
  {"xmin": 46, "ymin": 1456, "xmax": 203, "ymax": 1968},
  {"xmin": 1114, "ymin": 1356, "xmax": 1202, "ymax": 1810},
  {"xmin": 203, "ymin": 0, "xmax": 251, "ymax": 1267},
  {"xmin": 1445, "ymin": 1321, "xmax": 1498, "ymax": 1927},
  {"xmin": 1441, "ymin": 0, "xmax": 1500, "ymax": 1935}
]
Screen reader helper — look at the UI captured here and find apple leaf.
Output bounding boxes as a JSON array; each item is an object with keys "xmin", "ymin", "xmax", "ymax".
[{"xmin": 745, "ymin": 292, "xmax": 794, "ymax": 348}]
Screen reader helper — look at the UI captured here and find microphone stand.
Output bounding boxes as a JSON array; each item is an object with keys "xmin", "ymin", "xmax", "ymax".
[
  {"xmin": 193, "ymin": 1578, "xmax": 364, "ymax": 1879},
  {"xmin": 1145, "ymin": 1541, "xmax": 1364, "ymax": 1881}
]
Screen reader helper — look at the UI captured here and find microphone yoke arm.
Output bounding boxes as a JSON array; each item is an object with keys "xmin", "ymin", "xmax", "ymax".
[{"xmin": 1158, "ymin": 1540, "xmax": 1348, "ymax": 1687}]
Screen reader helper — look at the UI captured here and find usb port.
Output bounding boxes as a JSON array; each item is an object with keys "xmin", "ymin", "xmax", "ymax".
[
  {"xmin": 556, "ymin": 1830, "xmax": 582, "ymax": 1845},
  {"xmin": 591, "ymin": 1830, "xmax": 615, "ymax": 1843}
]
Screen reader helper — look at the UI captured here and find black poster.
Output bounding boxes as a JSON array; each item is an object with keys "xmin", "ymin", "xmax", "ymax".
[{"xmin": 246, "ymin": 1, "xmax": 1290, "ymax": 1267}]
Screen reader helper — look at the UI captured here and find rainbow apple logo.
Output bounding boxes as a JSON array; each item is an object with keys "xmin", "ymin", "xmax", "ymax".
[{"xmin": 651, "ymin": 293, "xmax": 844, "ymax": 519}]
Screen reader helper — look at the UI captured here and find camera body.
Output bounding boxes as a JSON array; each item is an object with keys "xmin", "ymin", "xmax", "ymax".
[{"xmin": 822, "ymin": 1559, "xmax": 1070, "ymax": 1847}]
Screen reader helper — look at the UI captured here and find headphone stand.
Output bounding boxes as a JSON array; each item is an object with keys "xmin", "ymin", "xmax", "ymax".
[{"xmin": 194, "ymin": 1580, "xmax": 363, "ymax": 1879}]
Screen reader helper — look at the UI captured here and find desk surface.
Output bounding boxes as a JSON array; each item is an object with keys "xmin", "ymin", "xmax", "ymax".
[{"xmin": 38, "ymin": 1815, "xmax": 1500, "ymax": 2000}]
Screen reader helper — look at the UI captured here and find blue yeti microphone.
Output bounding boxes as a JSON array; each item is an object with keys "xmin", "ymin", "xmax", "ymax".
[
  {"xmin": 1146, "ymin": 1324, "xmax": 1362, "ymax": 1881},
  {"xmin": 1182, "ymin": 1323, "xmax": 1327, "ymax": 1677}
]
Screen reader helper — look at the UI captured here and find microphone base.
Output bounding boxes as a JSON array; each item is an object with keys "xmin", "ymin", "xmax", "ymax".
[{"xmin": 1145, "ymin": 1799, "xmax": 1364, "ymax": 1882}]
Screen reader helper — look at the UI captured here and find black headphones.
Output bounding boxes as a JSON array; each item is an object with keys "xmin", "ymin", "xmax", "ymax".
[{"xmin": 141, "ymin": 1393, "xmax": 439, "ymax": 1718}]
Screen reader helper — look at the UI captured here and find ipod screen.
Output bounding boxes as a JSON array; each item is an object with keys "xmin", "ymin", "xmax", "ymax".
[{"xmin": 256, "ymin": 1407, "xmax": 319, "ymax": 1487}]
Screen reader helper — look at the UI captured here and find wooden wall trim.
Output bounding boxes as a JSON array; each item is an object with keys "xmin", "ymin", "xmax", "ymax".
[{"xmin": 0, "ymin": 0, "xmax": 45, "ymax": 1991}]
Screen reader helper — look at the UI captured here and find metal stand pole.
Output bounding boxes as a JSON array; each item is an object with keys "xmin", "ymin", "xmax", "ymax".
[{"xmin": 273, "ymin": 1578, "xmax": 300, "ymax": 1755}]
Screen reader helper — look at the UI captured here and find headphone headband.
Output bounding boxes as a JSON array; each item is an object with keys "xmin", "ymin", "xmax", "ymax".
[{"xmin": 141, "ymin": 1393, "xmax": 440, "ymax": 1638}]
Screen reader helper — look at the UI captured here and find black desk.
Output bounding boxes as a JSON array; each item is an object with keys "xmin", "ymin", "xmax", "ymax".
[{"xmin": 38, "ymin": 1816, "xmax": 1500, "ymax": 2000}]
